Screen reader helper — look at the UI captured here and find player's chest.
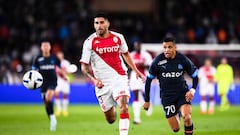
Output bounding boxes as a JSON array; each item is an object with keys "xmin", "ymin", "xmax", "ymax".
[
  {"xmin": 157, "ymin": 59, "xmax": 184, "ymax": 72},
  {"xmin": 38, "ymin": 57, "xmax": 56, "ymax": 65},
  {"xmin": 92, "ymin": 36, "xmax": 121, "ymax": 55},
  {"xmin": 132, "ymin": 53, "xmax": 145, "ymax": 63}
]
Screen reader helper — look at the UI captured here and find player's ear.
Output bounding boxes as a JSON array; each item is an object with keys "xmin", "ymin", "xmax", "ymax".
[{"xmin": 106, "ymin": 20, "xmax": 110, "ymax": 28}]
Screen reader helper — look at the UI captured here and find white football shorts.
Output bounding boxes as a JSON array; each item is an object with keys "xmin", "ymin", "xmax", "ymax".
[
  {"xmin": 199, "ymin": 83, "xmax": 215, "ymax": 96},
  {"xmin": 95, "ymin": 75, "xmax": 130, "ymax": 112},
  {"xmin": 129, "ymin": 71, "xmax": 144, "ymax": 91},
  {"xmin": 56, "ymin": 77, "xmax": 70, "ymax": 94}
]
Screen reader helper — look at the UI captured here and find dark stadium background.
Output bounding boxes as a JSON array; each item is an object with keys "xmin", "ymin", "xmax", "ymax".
[{"xmin": 1, "ymin": 0, "xmax": 240, "ymax": 104}]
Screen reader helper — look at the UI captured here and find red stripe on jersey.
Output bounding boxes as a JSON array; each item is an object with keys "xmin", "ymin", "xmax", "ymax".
[
  {"xmin": 132, "ymin": 52, "xmax": 146, "ymax": 75},
  {"xmin": 92, "ymin": 33, "xmax": 126, "ymax": 75}
]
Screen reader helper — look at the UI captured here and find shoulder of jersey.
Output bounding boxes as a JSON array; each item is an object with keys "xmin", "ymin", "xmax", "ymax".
[
  {"xmin": 156, "ymin": 53, "xmax": 165, "ymax": 59},
  {"xmin": 51, "ymin": 54, "xmax": 58, "ymax": 58},
  {"xmin": 35, "ymin": 55, "xmax": 42, "ymax": 59},
  {"xmin": 176, "ymin": 52, "xmax": 186, "ymax": 59},
  {"xmin": 152, "ymin": 53, "xmax": 164, "ymax": 63},
  {"xmin": 85, "ymin": 33, "xmax": 97, "ymax": 42},
  {"xmin": 110, "ymin": 31, "xmax": 124, "ymax": 38}
]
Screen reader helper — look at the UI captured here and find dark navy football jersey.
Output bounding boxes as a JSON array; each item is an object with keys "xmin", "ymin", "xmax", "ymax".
[
  {"xmin": 147, "ymin": 52, "xmax": 198, "ymax": 96},
  {"xmin": 32, "ymin": 54, "xmax": 61, "ymax": 82}
]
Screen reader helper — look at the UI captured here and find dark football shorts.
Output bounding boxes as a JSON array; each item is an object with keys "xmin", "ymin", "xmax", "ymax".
[
  {"xmin": 40, "ymin": 79, "xmax": 57, "ymax": 93},
  {"xmin": 161, "ymin": 91, "xmax": 191, "ymax": 118}
]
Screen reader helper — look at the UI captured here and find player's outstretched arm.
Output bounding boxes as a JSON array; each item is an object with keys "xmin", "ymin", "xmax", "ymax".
[
  {"xmin": 122, "ymin": 52, "xmax": 145, "ymax": 81},
  {"xmin": 81, "ymin": 63, "xmax": 104, "ymax": 89},
  {"xmin": 143, "ymin": 76, "xmax": 153, "ymax": 110},
  {"xmin": 185, "ymin": 76, "xmax": 198, "ymax": 102}
]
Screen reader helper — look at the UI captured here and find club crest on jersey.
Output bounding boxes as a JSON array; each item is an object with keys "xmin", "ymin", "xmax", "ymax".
[
  {"xmin": 113, "ymin": 36, "xmax": 118, "ymax": 43},
  {"xmin": 178, "ymin": 64, "xmax": 183, "ymax": 69},
  {"xmin": 158, "ymin": 59, "xmax": 167, "ymax": 65}
]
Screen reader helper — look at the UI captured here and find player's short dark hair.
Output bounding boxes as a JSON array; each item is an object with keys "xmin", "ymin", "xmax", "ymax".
[
  {"xmin": 39, "ymin": 39, "xmax": 52, "ymax": 45},
  {"xmin": 162, "ymin": 37, "xmax": 176, "ymax": 43},
  {"xmin": 94, "ymin": 12, "xmax": 109, "ymax": 20}
]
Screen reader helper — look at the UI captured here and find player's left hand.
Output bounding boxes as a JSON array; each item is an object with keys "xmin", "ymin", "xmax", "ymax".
[{"xmin": 185, "ymin": 88, "xmax": 196, "ymax": 102}]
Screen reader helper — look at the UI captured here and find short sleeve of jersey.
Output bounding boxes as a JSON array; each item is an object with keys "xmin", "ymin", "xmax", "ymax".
[
  {"xmin": 80, "ymin": 39, "xmax": 92, "ymax": 64},
  {"xmin": 147, "ymin": 57, "xmax": 159, "ymax": 79},
  {"xmin": 118, "ymin": 33, "xmax": 128, "ymax": 53},
  {"xmin": 182, "ymin": 55, "xmax": 198, "ymax": 78},
  {"xmin": 32, "ymin": 56, "xmax": 39, "ymax": 70},
  {"xmin": 55, "ymin": 56, "xmax": 61, "ymax": 67}
]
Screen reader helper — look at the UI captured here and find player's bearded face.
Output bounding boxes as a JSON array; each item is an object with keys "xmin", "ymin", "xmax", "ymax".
[
  {"xmin": 94, "ymin": 17, "xmax": 110, "ymax": 37},
  {"xmin": 163, "ymin": 42, "xmax": 176, "ymax": 59}
]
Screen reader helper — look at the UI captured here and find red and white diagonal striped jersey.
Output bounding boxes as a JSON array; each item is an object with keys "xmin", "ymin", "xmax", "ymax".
[
  {"xmin": 80, "ymin": 31, "xmax": 128, "ymax": 81},
  {"xmin": 130, "ymin": 51, "xmax": 152, "ymax": 75}
]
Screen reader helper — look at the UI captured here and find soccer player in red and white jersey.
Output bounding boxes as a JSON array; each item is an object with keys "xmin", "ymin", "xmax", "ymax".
[
  {"xmin": 129, "ymin": 41, "xmax": 153, "ymax": 124},
  {"xmin": 80, "ymin": 13, "xmax": 144, "ymax": 135},
  {"xmin": 198, "ymin": 58, "xmax": 216, "ymax": 115},
  {"xmin": 55, "ymin": 51, "xmax": 71, "ymax": 117}
]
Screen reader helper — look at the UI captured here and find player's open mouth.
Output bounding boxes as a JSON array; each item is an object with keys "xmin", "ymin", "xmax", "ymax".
[{"xmin": 165, "ymin": 53, "xmax": 170, "ymax": 56}]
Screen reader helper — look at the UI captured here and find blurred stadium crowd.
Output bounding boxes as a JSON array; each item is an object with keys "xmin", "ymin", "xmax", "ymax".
[{"xmin": 0, "ymin": 0, "xmax": 240, "ymax": 84}]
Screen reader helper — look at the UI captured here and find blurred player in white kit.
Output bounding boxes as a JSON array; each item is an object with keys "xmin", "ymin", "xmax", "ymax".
[
  {"xmin": 55, "ymin": 51, "xmax": 71, "ymax": 117},
  {"xmin": 198, "ymin": 58, "xmax": 216, "ymax": 115},
  {"xmin": 129, "ymin": 41, "xmax": 153, "ymax": 124}
]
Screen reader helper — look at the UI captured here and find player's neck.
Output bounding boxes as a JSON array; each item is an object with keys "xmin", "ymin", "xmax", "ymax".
[
  {"xmin": 170, "ymin": 52, "xmax": 176, "ymax": 59},
  {"xmin": 97, "ymin": 31, "xmax": 110, "ymax": 38},
  {"xmin": 43, "ymin": 52, "xmax": 50, "ymax": 57}
]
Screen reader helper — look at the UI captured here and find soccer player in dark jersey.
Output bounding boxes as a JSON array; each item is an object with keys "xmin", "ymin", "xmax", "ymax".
[
  {"xmin": 143, "ymin": 37, "xmax": 198, "ymax": 135},
  {"xmin": 32, "ymin": 41, "xmax": 66, "ymax": 131}
]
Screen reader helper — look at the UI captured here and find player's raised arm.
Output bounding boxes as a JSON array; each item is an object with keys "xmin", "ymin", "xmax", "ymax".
[{"xmin": 122, "ymin": 51, "xmax": 145, "ymax": 81}]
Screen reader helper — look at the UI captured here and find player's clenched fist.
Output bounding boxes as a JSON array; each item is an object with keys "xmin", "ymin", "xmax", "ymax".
[
  {"xmin": 93, "ymin": 78, "xmax": 104, "ymax": 89},
  {"xmin": 185, "ymin": 88, "xmax": 196, "ymax": 102},
  {"xmin": 143, "ymin": 102, "xmax": 150, "ymax": 110}
]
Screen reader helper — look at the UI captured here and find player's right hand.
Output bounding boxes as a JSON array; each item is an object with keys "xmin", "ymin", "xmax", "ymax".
[
  {"xmin": 136, "ymin": 71, "xmax": 146, "ymax": 83},
  {"xmin": 143, "ymin": 102, "xmax": 150, "ymax": 111}
]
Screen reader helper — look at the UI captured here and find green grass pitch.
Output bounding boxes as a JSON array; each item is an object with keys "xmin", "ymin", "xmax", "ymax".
[{"xmin": 0, "ymin": 104, "xmax": 239, "ymax": 135}]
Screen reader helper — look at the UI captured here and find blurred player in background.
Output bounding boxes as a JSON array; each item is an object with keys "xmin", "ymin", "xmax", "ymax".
[
  {"xmin": 143, "ymin": 37, "xmax": 198, "ymax": 135},
  {"xmin": 129, "ymin": 41, "xmax": 153, "ymax": 124},
  {"xmin": 55, "ymin": 51, "xmax": 71, "ymax": 117},
  {"xmin": 80, "ymin": 13, "xmax": 144, "ymax": 135},
  {"xmin": 32, "ymin": 41, "xmax": 66, "ymax": 131},
  {"xmin": 198, "ymin": 58, "xmax": 216, "ymax": 115},
  {"xmin": 215, "ymin": 57, "xmax": 234, "ymax": 111}
]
